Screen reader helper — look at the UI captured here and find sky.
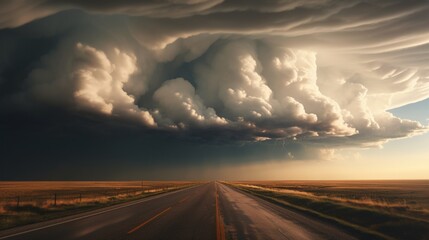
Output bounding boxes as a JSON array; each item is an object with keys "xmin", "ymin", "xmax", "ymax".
[{"xmin": 0, "ymin": 0, "xmax": 428, "ymax": 180}]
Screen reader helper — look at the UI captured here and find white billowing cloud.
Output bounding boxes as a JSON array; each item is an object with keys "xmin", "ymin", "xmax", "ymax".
[
  {"xmin": 3, "ymin": 0, "xmax": 429, "ymax": 148},
  {"xmin": 28, "ymin": 42, "xmax": 156, "ymax": 126},
  {"xmin": 153, "ymin": 78, "xmax": 227, "ymax": 127},
  {"xmin": 195, "ymin": 41, "xmax": 273, "ymax": 121},
  {"xmin": 72, "ymin": 43, "xmax": 117, "ymax": 114},
  {"xmin": 364, "ymin": 112, "xmax": 423, "ymax": 140},
  {"xmin": 259, "ymin": 46, "xmax": 355, "ymax": 136},
  {"xmin": 194, "ymin": 41, "xmax": 356, "ymax": 140},
  {"xmin": 25, "ymin": 37, "xmax": 424, "ymax": 146}
]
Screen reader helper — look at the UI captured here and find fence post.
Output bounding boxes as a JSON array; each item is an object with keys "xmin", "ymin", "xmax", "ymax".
[
  {"xmin": 54, "ymin": 193, "xmax": 57, "ymax": 206},
  {"xmin": 16, "ymin": 196, "xmax": 20, "ymax": 208},
  {"xmin": 79, "ymin": 193, "xmax": 82, "ymax": 203}
]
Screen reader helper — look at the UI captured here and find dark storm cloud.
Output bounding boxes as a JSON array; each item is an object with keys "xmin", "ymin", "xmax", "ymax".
[
  {"xmin": 0, "ymin": 0, "xmax": 429, "ymax": 179},
  {"xmin": 0, "ymin": 108, "xmax": 314, "ymax": 180}
]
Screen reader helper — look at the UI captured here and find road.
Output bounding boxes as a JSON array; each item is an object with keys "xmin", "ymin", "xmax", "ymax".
[{"xmin": 0, "ymin": 182, "xmax": 357, "ymax": 240}]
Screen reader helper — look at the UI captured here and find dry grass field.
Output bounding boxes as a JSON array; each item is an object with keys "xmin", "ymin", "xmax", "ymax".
[
  {"xmin": 0, "ymin": 181, "xmax": 197, "ymax": 230},
  {"xmin": 230, "ymin": 180, "xmax": 429, "ymax": 240}
]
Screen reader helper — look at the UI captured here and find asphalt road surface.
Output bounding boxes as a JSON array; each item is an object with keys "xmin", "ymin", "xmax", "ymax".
[{"xmin": 0, "ymin": 182, "xmax": 357, "ymax": 240}]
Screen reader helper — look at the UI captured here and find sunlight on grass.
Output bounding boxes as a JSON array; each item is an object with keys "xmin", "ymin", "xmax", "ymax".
[{"xmin": 230, "ymin": 180, "xmax": 429, "ymax": 240}]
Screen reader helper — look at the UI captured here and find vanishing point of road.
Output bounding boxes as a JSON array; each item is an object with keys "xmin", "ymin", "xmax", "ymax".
[{"xmin": 0, "ymin": 182, "xmax": 357, "ymax": 240}]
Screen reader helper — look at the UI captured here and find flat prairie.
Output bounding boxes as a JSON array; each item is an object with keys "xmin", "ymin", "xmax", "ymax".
[
  {"xmin": 0, "ymin": 181, "xmax": 193, "ymax": 198},
  {"xmin": 233, "ymin": 180, "xmax": 429, "ymax": 209},
  {"xmin": 231, "ymin": 180, "xmax": 429, "ymax": 239}
]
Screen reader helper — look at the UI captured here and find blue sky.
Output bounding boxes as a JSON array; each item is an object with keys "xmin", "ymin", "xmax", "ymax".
[{"xmin": 390, "ymin": 98, "xmax": 429, "ymax": 124}]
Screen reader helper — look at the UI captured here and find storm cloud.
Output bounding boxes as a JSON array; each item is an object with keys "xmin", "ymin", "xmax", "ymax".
[{"xmin": 1, "ymin": 0, "xmax": 428, "ymax": 179}]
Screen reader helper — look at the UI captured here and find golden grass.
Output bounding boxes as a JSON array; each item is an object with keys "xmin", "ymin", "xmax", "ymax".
[
  {"xmin": 232, "ymin": 180, "xmax": 429, "ymax": 219},
  {"xmin": 236, "ymin": 183, "xmax": 409, "ymax": 208},
  {"xmin": 0, "ymin": 181, "xmax": 195, "ymax": 213},
  {"xmin": 0, "ymin": 181, "xmax": 191, "ymax": 197}
]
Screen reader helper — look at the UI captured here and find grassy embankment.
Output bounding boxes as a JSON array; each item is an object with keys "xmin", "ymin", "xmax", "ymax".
[
  {"xmin": 0, "ymin": 181, "xmax": 197, "ymax": 230},
  {"xmin": 229, "ymin": 180, "xmax": 429, "ymax": 240}
]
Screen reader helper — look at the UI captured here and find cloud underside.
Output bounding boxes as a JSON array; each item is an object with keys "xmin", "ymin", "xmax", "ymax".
[{"xmin": 2, "ymin": 0, "xmax": 429, "ymax": 148}]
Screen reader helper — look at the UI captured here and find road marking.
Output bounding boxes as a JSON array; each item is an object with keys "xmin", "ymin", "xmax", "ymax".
[
  {"xmin": 215, "ymin": 183, "xmax": 226, "ymax": 240},
  {"xmin": 127, "ymin": 207, "xmax": 172, "ymax": 234},
  {"xmin": 128, "ymin": 191, "xmax": 193, "ymax": 234},
  {"xmin": 179, "ymin": 196, "xmax": 190, "ymax": 203}
]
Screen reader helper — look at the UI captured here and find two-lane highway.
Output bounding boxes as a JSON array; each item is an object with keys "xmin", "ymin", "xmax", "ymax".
[{"xmin": 0, "ymin": 182, "xmax": 357, "ymax": 240}]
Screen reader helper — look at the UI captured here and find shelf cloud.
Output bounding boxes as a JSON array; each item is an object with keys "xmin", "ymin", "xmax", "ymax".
[{"xmin": 1, "ymin": 0, "xmax": 428, "ymax": 175}]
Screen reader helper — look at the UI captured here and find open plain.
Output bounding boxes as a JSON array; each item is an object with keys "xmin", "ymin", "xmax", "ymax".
[{"xmin": 0, "ymin": 181, "xmax": 428, "ymax": 239}]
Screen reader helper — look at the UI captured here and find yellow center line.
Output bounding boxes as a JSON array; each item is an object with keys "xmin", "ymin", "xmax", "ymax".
[
  {"xmin": 215, "ymin": 183, "xmax": 226, "ymax": 240},
  {"xmin": 127, "ymin": 207, "xmax": 172, "ymax": 234},
  {"xmin": 179, "ymin": 196, "xmax": 190, "ymax": 203}
]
